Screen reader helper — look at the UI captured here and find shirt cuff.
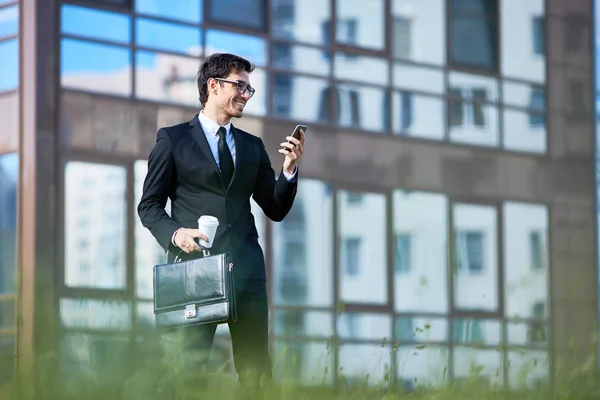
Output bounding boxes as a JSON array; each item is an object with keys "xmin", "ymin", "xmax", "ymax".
[
  {"xmin": 171, "ymin": 228, "xmax": 182, "ymax": 246},
  {"xmin": 282, "ymin": 165, "xmax": 298, "ymax": 182}
]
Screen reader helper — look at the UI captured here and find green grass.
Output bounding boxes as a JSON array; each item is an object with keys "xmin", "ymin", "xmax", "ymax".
[{"xmin": 1, "ymin": 330, "xmax": 599, "ymax": 400}]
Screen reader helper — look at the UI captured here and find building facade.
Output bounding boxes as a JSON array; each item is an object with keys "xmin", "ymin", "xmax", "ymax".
[{"xmin": 0, "ymin": 0, "xmax": 598, "ymax": 391}]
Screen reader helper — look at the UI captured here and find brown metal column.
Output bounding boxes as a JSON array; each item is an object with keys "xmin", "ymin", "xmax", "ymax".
[{"xmin": 17, "ymin": 0, "xmax": 60, "ymax": 386}]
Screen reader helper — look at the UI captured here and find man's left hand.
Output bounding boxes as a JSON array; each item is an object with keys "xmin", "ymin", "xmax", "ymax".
[{"xmin": 279, "ymin": 129, "xmax": 305, "ymax": 175}]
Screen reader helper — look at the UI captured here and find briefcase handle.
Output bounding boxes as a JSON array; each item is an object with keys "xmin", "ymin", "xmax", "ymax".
[{"xmin": 174, "ymin": 247, "xmax": 211, "ymax": 263}]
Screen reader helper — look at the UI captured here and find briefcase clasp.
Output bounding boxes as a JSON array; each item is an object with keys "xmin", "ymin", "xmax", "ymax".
[{"xmin": 185, "ymin": 304, "xmax": 196, "ymax": 319}]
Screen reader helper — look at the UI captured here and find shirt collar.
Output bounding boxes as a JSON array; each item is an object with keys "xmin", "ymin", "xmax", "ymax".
[{"xmin": 198, "ymin": 110, "xmax": 231, "ymax": 137}]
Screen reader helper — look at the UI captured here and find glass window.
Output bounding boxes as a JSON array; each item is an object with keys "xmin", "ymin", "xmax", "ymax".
[
  {"xmin": 206, "ymin": 30, "xmax": 267, "ymax": 67},
  {"xmin": 503, "ymin": 108, "xmax": 546, "ymax": 153},
  {"xmin": 208, "ymin": 0, "xmax": 265, "ymax": 31},
  {"xmin": 501, "ymin": 0, "xmax": 545, "ymax": 83},
  {"xmin": 393, "ymin": 191, "xmax": 448, "ymax": 313},
  {"xmin": 61, "ymin": 4, "xmax": 131, "ymax": 44},
  {"xmin": 503, "ymin": 81, "xmax": 545, "ymax": 110},
  {"xmin": 503, "ymin": 203, "xmax": 548, "ymax": 319},
  {"xmin": 272, "ymin": 43, "xmax": 329, "ymax": 76},
  {"xmin": 272, "ymin": 341, "xmax": 333, "ymax": 386},
  {"xmin": 64, "ymin": 162, "xmax": 127, "ymax": 290},
  {"xmin": 393, "ymin": 92, "xmax": 445, "ymax": 140},
  {"xmin": 395, "ymin": 317, "xmax": 447, "ymax": 343},
  {"xmin": 335, "ymin": 0, "xmax": 385, "ymax": 50},
  {"xmin": 135, "ymin": 51, "xmax": 201, "ymax": 107},
  {"xmin": 135, "ymin": 0, "xmax": 202, "ymax": 23},
  {"xmin": 393, "ymin": 63, "xmax": 444, "ymax": 94},
  {"xmin": 334, "ymin": 53, "xmax": 388, "ymax": 86},
  {"xmin": 506, "ymin": 350, "xmax": 548, "ymax": 389},
  {"xmin": 335, "ymin": 83, "xmax": 390, "ymax": 132},
  {"xmin": 61, "ymin": 39, "xmax": 132, "ymax": 96},
  {"xmin": 60, "ymin": 298, "xmax": 131, "ymax": 331},
  {"xmin": 0, "ymin": 92, "xmax": 19, "ymax": 153},
  {"xmin": 272, "ymin": 0, "xmax": 330, "ymax": 45},
  {"xmin": 272, "ymin": 180, "xmax": 333, "ymax": 307},
  {"xmin": 449, "ymin": 0, "xmax": 498, "ymax": 71},
  {"xmin": 392, "ymin": 0, "xmax": 445, "ymax": 65},
  {"xmin": 0, "ymin": 300, "xmax": 14, "ymax": 329},
  {"xmin": 395, "ymin": 346, "xmax": 449, "ymax": 389},
  {"xmin": 273, "ymin": 74, "xmax": 330, "ymax": 122},
  {"xmin": 272, "ymin": 309, "xmax": 332, "ymax": 338},
  {"xmin": 0, "ymin": 4, "xmax": 18, "ymax": 38},
  {"xmin": 134, "ymin": 160, "xmax": 170, "ymax": 300},
  {"xmin": 338, "ymin": 344, "xmax": 390, "ymax": 386},
  {"xmin": 0, "ymin": 153, "xmax": 17, "ymax": 298},
  {"xmin": 0, "ymin": 335, "xmax": 15, "ymax": 382},
  {"xmin": 337, "ymin": 313, "xmax": 390, "ymax": 341},
  {"xmin": 338, "ymin": 191, "xmax": 387, "ymax": 305},
  {"xmin": 453, "ymin": 346, "xmax": 503, "ymax": 384},
  {"xmin": 135, "ymin": 18, "xmax": 202, "ymax": 56},
  {"xmin": 453, "ymin": 203, "xmax": 498, "ymax": 312},
  {"xmin": 0, "ymin": 39, "xmax": 18, "ymax": 92}
]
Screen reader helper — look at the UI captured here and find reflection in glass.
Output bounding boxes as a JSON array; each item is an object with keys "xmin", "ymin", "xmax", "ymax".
[
  {"xmin": 272, "ymin": 43, "xmax": 329, "ymax": 76},
  {"xmin": 272, "ymin": 180, "xmax": 332, "ymax": 307},
  {"xmin": 272, "ymin": 0, "xmax": 330, "ymax": 45},
  {"xmin": 136, "ymin": 18, "xmax": 202, "ymax": 55},
  {"xmin": 0, "ymin": 153, "xmax": 17, "ymax": 300},
  {"xmin": 338, "ymin": 191, "xmax": 387, "ymax": 305},
  {"xmin": 451, "ymin": 319, "xmax": 501, "ymax": 346},
  {"xmin": 0, "ymin": 4, "xmax": 18, "ymax": 38},
  {"xmin": 453, "ymin": 347, "xmax": 503, "ymax": 385},
  {"xmin": 272, "ymin": 74, "xmax": 330, "ymax": 123},
  {"xmin": 338, "ymin": 344, "xmax": 390, "ymax": 386},
  {"xmin": 273, "ymin": 309, "xmax": 333, "ymax": 338},
  {"xmin": 453, "ymin": 204, "xmax": 498, "ymax": 312},
  {"xmin": 395, "ymin": 346, "xmax": 448, "ymax": 389},
  {"xmin": 64, "ymin": 162, "xmax": 127, "ymax": 289},
  {"xmin": 0, "ymin": 93, "xmax": 19, "ymax": 153},
  {"xmin": 273, "ymin": 341, "xmax": 333, "ymax": 386},
  {"xmin": 449, "ymin": 72, "xmax": 499, "ymax": 103},
  {"xmin": 134, "ymin": 160, "xmax": 170, "ymax": 299},
  {"xmin": 135, "ymin": 0, "xmax": 202, "ymax": 23},
  {"xmin": 503, "ymin": 82, "xmax": 545, "ymax": 110},
  {"xmin": 393, "ymin": 63, "xmax": 444, "ymax": 94},
  {"xmin": 336, "ymin": 83, "xmax": 389, "ymax": 132},
  {"xmin": 503, "ymin": 109, "xmax": 546, "ymax": 153},
  {"xmin": 337, "ymin": 313, "xmax": 390, "ymax": 341},
  {"xmin": 503, "ymin": 203, "xmax": 548, "ymax": 319},
  {"xmin": 135, "ymin": 51, "xmax": 201, "ymax": 107},
  {"xmin": 392, "ymin": 0, "xmax": 445, "ymax": 65},
  {"xmin": 393, "ymin": 191, "xmax": 448, "ymax": 313},
  {"xmin": 501, "ymin": 0, "xmax": 545, "ymax": 83},
  {"xmin": 206, "ymin": 30, "xmax": 267, "ymax": 66},
  {"xmin": 334, "ymin": 53, "xmax": 387, "ymax": 85},
  {"xmin": 393, "ymin": 92, "xmax": 444, "ymax": 139},
  {"xmin": 208, "ymin": 0, "xmax": 265, "ymax": 31},
  {"xmin": 447, "ymin": 90, "xmax": 499, "ymax": 147},
  {"xmin": 506, "ymin": 350, "xmax": 548, "ymax": 389},
  {"xmin": 450, "ymin": 6, "xmax": 497, "ymax": 71},
  {"xmin": 61, "ymin": 5, "xmax": 130, "ymax": 44},
  {"xmin": 61, "ymin": 39, "xmax": 132, "ymax": 96},
  {"xmin": 60, "ymin": 298, "xmax": 131, "ymax": 331},
  {"xmin": 0, "ymin": 39, "xmax": 18, "ymax": 92},
  {"xmin": 335, "ymin": 0, "xmax": 385, "ymax": 50},
  {"xmin": 507, "ymin": 321, "xmax": 548, "ymax": 346}
]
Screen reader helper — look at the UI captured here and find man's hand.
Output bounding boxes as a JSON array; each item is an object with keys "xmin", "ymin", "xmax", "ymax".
[
  {"xmin": 279, "ymin": 129, "xmax": 305, "ymax": 175},
  {"xmin": 174, "ymin": 228, "xmax": 208, "ymax": 254}
]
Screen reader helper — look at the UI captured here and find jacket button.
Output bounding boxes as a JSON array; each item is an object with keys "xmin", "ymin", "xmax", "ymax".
[{"xmin": 227, "ymin": 224, "xmax": 232, "ymax": 228}]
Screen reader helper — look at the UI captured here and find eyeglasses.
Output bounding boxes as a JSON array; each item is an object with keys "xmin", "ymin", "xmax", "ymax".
[{"xmin": 214, "ymin": 78, "xmax": 256, "ymax": 99}]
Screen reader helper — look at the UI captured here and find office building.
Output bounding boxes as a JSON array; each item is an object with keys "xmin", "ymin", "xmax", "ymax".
[{"xmin": 0, "ymin": 0, "xmax": 598, "ymax": 390}]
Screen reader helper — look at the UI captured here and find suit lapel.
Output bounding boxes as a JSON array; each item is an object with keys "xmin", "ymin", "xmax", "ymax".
[
  {"xmin": 227, "ymin": 124, "xmax": 244, "ymax": 191},
  {"xmin": 187, "ymin": 115, "xmax": 225, "ymax": 189}
]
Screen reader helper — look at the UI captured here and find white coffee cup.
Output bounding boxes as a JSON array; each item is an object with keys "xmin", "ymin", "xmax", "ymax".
[{"xmin": 197, "ymin": 215, "xmax": 219, "ymax": 248}]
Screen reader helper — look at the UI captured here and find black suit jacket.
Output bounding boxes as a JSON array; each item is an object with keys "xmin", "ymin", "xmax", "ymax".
[{"xmin": 137, "ymin": 115, "xmax": 298, "ymax": 280}]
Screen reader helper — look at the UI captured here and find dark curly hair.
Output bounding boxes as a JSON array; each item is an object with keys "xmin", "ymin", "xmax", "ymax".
[{"xmin": 197, "ymin": 53, "xmax": 255, "ymax": 106}]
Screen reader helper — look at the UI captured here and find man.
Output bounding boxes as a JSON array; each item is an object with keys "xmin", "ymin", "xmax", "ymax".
[{"xmin": 137, "ymin": 53, "xmax": 304, "ymax": 388}]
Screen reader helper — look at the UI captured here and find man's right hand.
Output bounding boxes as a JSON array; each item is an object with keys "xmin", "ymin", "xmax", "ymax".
[{"xmin": 174, "ymin": 228, "xmax": 209, "ymax": 254}]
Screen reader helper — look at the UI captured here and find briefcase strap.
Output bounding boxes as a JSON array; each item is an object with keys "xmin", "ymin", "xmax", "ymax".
[{"xmin": 174, "ymin": 248, "xmax": 211, "ymax": 263}]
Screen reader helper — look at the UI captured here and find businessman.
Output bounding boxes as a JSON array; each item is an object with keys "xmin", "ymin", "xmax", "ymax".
[{"xmin": 137, "ymin": 53, "xmax": 304, "ymax": 388}]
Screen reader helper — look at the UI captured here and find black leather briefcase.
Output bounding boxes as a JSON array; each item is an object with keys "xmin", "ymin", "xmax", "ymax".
[{"xmin": 153, "ymin": 250, "xmax": 237, "ymax": 330}]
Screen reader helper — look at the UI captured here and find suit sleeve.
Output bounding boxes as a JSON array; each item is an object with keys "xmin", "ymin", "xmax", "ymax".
[
  {"xmin": 137, "ymin": 128, "xmax": 181, "ymax": 251},
  {"xmin": 252, "ymin": 137, "xmax": 298, "ymax": 222}
]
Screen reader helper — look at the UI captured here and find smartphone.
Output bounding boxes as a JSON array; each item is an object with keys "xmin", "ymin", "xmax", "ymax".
[{"xmin": 290, "ymin": 124, "xmax": 307, "ymax": 142}]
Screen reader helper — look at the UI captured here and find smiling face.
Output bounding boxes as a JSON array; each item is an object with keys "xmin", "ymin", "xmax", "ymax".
[{"xmin": 209, "ymin": 69, "xmax": 252, "ymax": 120}]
